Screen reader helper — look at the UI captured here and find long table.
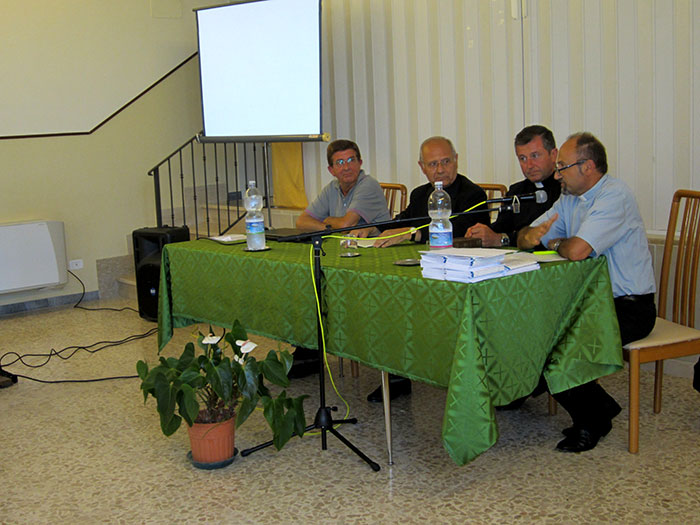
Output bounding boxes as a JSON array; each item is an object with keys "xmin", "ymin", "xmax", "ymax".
[{"xmin": 158, "ymin": 238, "xmax": 623, "ymax": 465}]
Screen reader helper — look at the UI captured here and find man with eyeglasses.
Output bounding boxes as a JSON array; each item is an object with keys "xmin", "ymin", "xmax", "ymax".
[
  {"xmin": 368, "ymin": 136, "xmax": 489, "ymax": 402},
  {"xmin": 296, "ymin": 139, "xmax": 390, "ymax": 232},
  {"xmin": 291, "ymin": 139, "xmax": 390, "ymax": 378},
  {"xmin": 464, "ymin": 125, "xmax": 561, "ymax": 247},
  {"xmin": 373, "ymin": 135, "xmax": 489, "ymax": 249},
  {"xmin": 518, "ymin": 132, "xmax": 656, "ymax": 453}
]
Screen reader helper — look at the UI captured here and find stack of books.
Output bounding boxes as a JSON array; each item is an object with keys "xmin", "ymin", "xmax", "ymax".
[{"xmin": 420, "ymin": 248, "xmax": 540, "ymax": 283}]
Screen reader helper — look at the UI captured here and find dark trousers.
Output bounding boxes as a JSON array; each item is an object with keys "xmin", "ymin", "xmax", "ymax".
[{"xmin": 552, "ymin": 293, "xmax": 657, "ymax": 432}]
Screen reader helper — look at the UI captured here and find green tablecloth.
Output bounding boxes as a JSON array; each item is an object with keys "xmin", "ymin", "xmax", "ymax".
[{"xmin": 158, "ymin": 238, "xmax": 622, "ymax": 465}]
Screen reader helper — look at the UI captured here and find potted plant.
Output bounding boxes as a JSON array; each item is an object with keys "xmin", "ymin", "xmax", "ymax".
[{"xmin": 137, "ymin": 319, "xmax": 308, "ymax": 467}]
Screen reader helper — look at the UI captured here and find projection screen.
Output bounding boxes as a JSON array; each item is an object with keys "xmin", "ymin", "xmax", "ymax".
[{"xmin": 195, "ymin": 0, "xmax": 323, "ymax": 142}]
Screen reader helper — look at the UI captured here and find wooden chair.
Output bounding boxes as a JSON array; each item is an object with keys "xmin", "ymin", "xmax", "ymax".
[
  {"xmin": 340, "ymin": 182, "xmax": 408, "ymax": 378},
  {"xmin": 380, "ymin": 182, "xmax": 408, "ymax": 218},
  {"xmin": 623, "ymin": 189, "xmax": 700, "ymax": 453},
  {"xmin": 477, "ymin": 183, "xmax": 508, "ymax": 200}
]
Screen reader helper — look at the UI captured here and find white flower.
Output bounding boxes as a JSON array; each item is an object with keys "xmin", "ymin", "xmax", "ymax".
[
  {"xmin": 202, "ymin": 334, "xmax": 221, "ymax": 345},
  {"xmin": 236, "ymin": 339, "xmax": 257, "ymax": 354}
]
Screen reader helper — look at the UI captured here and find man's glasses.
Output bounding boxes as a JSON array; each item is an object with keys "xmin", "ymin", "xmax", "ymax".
[
  {"xmin": 424, "ymin": 157, "xmax": 454, "ymax": 170},
  {"xmin": 332, "ymin": 157, "xmax": 358, "ymax": 168},
  {"xmin": 556, "ymin": 159, "xmax": 586, "ymax": 174}
]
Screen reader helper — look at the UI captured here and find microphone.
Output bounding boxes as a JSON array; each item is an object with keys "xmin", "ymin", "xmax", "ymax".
[
  {"xmin": 486, "ymin": 190, "xmax": 547, "ymax": 214},
  {"xmin": 486, "ymin": 190, "xmax": 547, "ymax": 204}
]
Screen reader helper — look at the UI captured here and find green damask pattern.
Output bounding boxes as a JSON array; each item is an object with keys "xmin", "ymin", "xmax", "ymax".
[{"xmin": 158, "ymin": 238, "xmax": 622, "ymax": 465}]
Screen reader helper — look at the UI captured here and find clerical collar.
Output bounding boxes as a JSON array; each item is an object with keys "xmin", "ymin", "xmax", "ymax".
[{"xmin": 534, "ymin": 182, "xmax": 544, "ymax": 188}]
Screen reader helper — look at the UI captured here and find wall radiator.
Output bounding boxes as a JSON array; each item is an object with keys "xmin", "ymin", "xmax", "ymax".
[{"xmin": 0, "ymin": 221, "xmax": 68, "ymax": 294}]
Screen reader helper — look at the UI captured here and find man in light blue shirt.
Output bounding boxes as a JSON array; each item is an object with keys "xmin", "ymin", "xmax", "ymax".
[{"xmin": 519, "ymin": 132, "xmax": 656, "ymax": 453}]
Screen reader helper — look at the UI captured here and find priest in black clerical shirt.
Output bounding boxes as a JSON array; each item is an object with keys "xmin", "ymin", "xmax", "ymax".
[{"xmin": 465, "ymin": 125, "xmax": 561, "ymax": 247}]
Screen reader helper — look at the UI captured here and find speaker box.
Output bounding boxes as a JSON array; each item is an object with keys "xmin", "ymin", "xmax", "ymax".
[{"xmin": 132, "ymin": 226, "xmax": 190, "ymax": 321}]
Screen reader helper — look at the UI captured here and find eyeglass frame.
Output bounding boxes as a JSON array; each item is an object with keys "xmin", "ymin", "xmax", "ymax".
[
  {"xmin": 556, "ymin": 159, "xmax": 587, "ymax": 175},
  {"xmin": 331, "ymin": 156, "xmax": 359, "ymax": 168},
  {"xmin": 422, "ymin": 157, "xmax": 454, "ymax": 171}
]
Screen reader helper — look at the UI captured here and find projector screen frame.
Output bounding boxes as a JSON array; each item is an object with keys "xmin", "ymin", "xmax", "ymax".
[{"xmin": 194, "ymin": 0, "xmax": 324, "ymax": 144}]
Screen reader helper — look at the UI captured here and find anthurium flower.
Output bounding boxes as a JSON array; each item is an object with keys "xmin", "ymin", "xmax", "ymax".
[
  {"xmin": 202, "ymin": 334, "xmax": 221, "ymax": 345},
  {"xmin": 236, "ymin": 340, "xmax": 257, "ymax": 354}
]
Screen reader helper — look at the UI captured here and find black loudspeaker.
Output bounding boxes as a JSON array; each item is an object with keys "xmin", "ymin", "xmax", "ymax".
[{"xmin": 132, "ymin": 226, "xmax": 190, "ymax": 321}]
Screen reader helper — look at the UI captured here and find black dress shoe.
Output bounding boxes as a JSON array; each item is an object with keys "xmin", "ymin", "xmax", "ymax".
[
  {"xmin": 367, "ymin": 376, "xmax": 411, "ymax": 403},
  {"xmin": 562, "ymin": 416, "xmax": 612, "ymax": 438},
  {"xmin": 556, "ymin": 426, "xmax": 606, "ymax": 452}
]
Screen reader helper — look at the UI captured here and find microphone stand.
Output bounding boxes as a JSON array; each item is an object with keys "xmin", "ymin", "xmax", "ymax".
[{"xmin": 239, "ymin": 204, "xmax": 505, "ymax": 469}]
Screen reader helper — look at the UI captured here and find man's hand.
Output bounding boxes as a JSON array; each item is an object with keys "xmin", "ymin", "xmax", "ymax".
[
  {"xmin": 517, "ymin": 213, "xmax": 558, "ymax": 250},
  {"xmin": 349, "ymin": 227, "xmax": 375, "ymax": 238},
  {"xmin": 465, "ymin": 223, "xmax": 502, "ymax": 247},
  {"xmin": 373, "ymin": 227, "xmax": 413, "ymax": 248}
]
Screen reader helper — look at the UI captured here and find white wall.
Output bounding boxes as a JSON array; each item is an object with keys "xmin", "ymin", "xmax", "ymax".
[{"xmin": 0, "ymin": 0, "xmax": 209, "ymax": 137}]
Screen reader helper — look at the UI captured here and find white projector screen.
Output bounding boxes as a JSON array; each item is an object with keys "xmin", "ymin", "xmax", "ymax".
[{"xmin": 195, "ymin": 0, "xmax": 322, "ymax": 142}]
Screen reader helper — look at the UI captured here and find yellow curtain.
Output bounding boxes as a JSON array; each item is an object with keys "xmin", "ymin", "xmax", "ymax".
[{"xmin": 270, "ymin": 142, "xmax": 308, "ymax": 209}]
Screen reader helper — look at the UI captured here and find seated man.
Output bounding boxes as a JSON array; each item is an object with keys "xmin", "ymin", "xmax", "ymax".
[
  {"xmin": 296, "ymin": 139, "xmax": 390, "ymax": 232},
  {"xmin": 374, "ymin": 135, "xmax": 490, "ymax": 248},
  {"xmin": 465, "ymin": 125, "xmax": 561, "ymax": 247},
  {"xmin": 369, "ymin": 136, "xmax": 490, "ymax": 402},
  {"xmin": 518, "ymin": 132, "xmax": 657, "ymax": 453},
  {"xmin": 291, "ymin": 139, "xmax": 391, "ymax": 378}
]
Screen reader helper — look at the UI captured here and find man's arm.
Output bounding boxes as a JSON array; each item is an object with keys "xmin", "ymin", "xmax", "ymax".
[
  {"xmin": 547, "ymin": 236, "xmax": 593, "ymax": 261},
  {"xmin": 323, "ymin": 211, "xmax": 362, "ymax": 229},
  {"xmin": 296, "ymin": 211, "xmax": 327, "ymax": 231}
]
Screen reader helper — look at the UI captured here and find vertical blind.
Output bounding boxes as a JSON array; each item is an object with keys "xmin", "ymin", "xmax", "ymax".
[{"xmin": 302, "ymin": 0, "xmax": 699, "ymax": 233}]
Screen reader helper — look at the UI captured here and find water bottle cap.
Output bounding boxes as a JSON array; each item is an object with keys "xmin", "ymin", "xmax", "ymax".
[
  {"xmin": 249, "ymin": 180, "xmax": 256, "ymax": 187},
  {"xmin": 435, "ymin": 181, "xmax": 443, "ymax": 189}
]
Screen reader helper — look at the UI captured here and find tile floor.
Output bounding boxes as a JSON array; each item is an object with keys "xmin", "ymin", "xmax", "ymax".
[{"xmin": 1, "ymin": 297, "xmax": 699, "ymax": 524}]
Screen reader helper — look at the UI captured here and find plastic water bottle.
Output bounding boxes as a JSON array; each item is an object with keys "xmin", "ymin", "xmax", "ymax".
[
  {"xmin": 428, "ymin": 181, "xmax": 453, "ymax": 249},
  {"xmin": 244, "ymin": 181, "xmax": 266, "ymax": 251}
]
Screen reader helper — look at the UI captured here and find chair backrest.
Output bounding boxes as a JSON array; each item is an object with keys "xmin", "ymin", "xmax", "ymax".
[
  {"xmin": 477, "ymin": 183, "xmax": 508, "ymax": 200},
  {"xmin": 380, "ymin": 183, "xmax": 408, "ymax": 218},
  {"xmin": 658, "ymin": 189, "xmax": 700, "ymax": 326}
]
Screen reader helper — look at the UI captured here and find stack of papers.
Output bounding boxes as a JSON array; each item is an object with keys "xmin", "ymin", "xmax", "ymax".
[{"xmin": 419, "ymin": 248, "xmax": 540, "ymax": 283}]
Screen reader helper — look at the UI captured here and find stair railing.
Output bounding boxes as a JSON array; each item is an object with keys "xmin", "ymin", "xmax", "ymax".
[{"xmin": 149, "ymin": 133, "xmax": 273, "ymax": 238}]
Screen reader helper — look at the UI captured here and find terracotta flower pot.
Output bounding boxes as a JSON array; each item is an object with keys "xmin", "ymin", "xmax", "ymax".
[{"xmin": 187, "ymin": 417, "xmax": 235, "ymax": 464}]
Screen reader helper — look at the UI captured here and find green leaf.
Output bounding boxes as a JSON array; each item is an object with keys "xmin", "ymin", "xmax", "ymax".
[
  {"xmin": 178, "ymin": 384, "xmax": 199, "ymax": 426},
  {"xmin": 153, "ymin": 373, "xmax": 178, "ymax": 435},
  {"xmin": 291, "ymin": 395, "xmax": 308, "ymax": 437},
  {"xmin": 274, "ymin": 409, "xmax": 296, "ymax": 451},
  {"xmin": 261, "ymin": 350, "xmax": 289, "ymax": 388},
  {"xmin": 278, "ymin": 350, "xmax": 293, "ymax": 375},
  {"xmin": 160, "ymin": 413, "xmax": 181, "ymax": 436},
  {"xmin": 230, "ymin": 319, "xmax": 248, "ymax": 341},
  {"xmin": 216, "ymin": 359, "xmax": 234, "ymax": 402},
  {"xmin": 178, "ymin": 368, "xmax": 202, "ymax": 386},
  {"xmin": 239, "ymin": 360, "xmax": 259, "ymax": 400},
  {"xmin": 136, "ymin": 360, "xmax": 149, "ymax": 380},
  {"xmin": 176, "ymin": 342, "xmax": 195, "ymax": 370},
  {"xmin": 236, "ymin": 395, "xmax": 258, "ymax": 427},
  {"xmin": 204, "ymin": 360, "xmax": 225, "ymax": 401}
]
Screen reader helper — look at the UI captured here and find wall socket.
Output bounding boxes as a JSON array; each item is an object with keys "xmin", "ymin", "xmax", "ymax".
[{"xmin": 69, "ymin": 259, "xmax": 83, "ymax": 270}]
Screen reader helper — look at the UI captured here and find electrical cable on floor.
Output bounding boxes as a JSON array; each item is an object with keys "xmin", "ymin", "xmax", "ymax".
[
  {"xmin": 1, "ymin": 271, "xmax": 159, "ymax": 384},
  {"xmin": 69, "ymin": 269, "xmax": 138, "ymax": 312}
]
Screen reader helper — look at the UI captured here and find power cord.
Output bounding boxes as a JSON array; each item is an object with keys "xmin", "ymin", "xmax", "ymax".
[
  {"xmin": 0, "ymin": 271, "xmax": 158, "ymax": 385},
  {"xmin": 69, "ymin": 269, "xmax": 138, "ymax": 312}
]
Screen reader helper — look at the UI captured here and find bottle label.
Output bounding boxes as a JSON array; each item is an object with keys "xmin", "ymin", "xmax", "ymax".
[
  {"xmin": 246, "ymin": 218, "xmax": 264, "ymax": 234},
  {"xmin": 429, "ymin": 231, "xmax": 453, "ymax": 249}
]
